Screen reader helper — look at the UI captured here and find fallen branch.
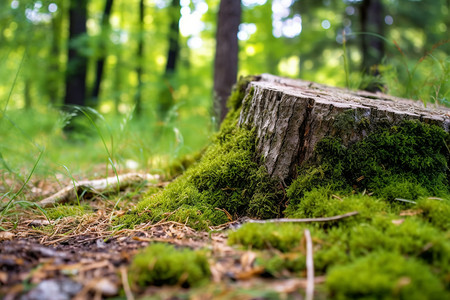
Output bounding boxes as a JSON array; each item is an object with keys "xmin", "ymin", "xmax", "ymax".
[
  {"xmin": 210, "ymin": 211, "xmax": 359, "ymax": 231},
  {"xmin": 304, "ymin": 229, "xmax": 314, "ymax": 300},
  {"xmin": 246, "ymin": 211, "xmax": 359, "ymax": 224},
  {"xmin": 38, "ymin": 173, "xmax": 159, "ymax": 208}
]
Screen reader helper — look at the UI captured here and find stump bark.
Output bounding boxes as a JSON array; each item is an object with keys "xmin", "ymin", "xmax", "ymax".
[{"xmin": 238, "ymin": 74, "xmax": 450, "ymax": 184}]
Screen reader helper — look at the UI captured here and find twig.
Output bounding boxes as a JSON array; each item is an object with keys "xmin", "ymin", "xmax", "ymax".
[
  {"xmin": 246, "ymin": 211, "xmax": 359, "ymax": 224},
  {"xmin": 120, "ymin": 266, "xmax": 135, "ymax": 300},
  {"xmin": 304, "ymin": 229, "xmax": 314, "ymax": 300},
  {"xmin": 38, "ymin": 173, "xmax": 159, "ymax": 207}
]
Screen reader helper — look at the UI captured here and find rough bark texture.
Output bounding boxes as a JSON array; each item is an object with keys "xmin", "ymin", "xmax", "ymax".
[{"xmin": 238, "ymin": 74, "xmax": 450, "ymax": 184}]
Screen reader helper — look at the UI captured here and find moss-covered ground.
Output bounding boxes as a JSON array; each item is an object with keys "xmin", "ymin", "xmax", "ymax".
[{"xmin": 115, "ymin": 76, "xmax": 450, "ymax": 298}]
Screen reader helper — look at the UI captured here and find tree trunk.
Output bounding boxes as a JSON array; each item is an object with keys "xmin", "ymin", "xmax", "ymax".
[
  {"xmin": 238, "ymin": 74, "xmax": 450, "ymax": 184},
  {"xmin": 91, "ymin": 0, "xmax": 114, "ymax": 107},
  {"xmin": 134, "ymin": 0, "xmax": 145, "ymax": 116},
  {"xmin": 359, "ymin": 0, "xmax": 384, "ymax": 91},
  {"xmin": 64, "ymin": 0, "xmax": 88, "ymax": 107},
  {"xmin": 214, "ymin": 0, "xmax": 241, "ymax": 124},
  {"xmin": 165, "ymin": 0, "xmax": 180, "ymax": 75},
  {"xmin": 47, "ymin": 2, "xmax": 64, "ymax": 105},
  {"xmin": 157, "ymin": 0, "xmax": 181, "ymax": 120}
]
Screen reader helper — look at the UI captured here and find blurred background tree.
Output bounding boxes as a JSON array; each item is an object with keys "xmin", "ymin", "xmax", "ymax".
[{"xmin": 0, "ymin": 0, "xmax": 448, "ymax": 176}]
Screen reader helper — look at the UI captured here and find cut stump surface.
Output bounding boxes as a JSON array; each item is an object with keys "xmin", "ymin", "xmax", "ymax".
[{"xmin": 238, "ymin": 74, "xmax": 450, "ymax": 183}]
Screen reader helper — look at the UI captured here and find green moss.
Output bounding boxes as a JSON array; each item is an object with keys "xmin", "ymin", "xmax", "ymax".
[
  {"xmin": 285, "ymin": 187, "xmax": 388, "ymax": 224},
  {"xmin": 45, "ymin": 204, "xmax": 92, "ymax": 220},
  {"xmin": 228, "ymin": 223, "xmax": 305, "ymax": 252},
  {"xmin": 227, "ymin": 75, "xmax": 258, "ymax": 112},
  {"xmin": 287, "ymin": 120, "xmax": 449, "ymax": 212},
  {"xmin": 256, "ymin": 252, "xmax": 306, "ymax": 277},
  {"xmin": 128, "ymin": 243, "xmax": 210, "ymax": 288},
  {"xmin": 326, "ymin": 252, "xmax": 448, "ymax": 300},
  {"xmin": 229, "ymin": 190, "xmax": 450, "ymax": 286},
  {"xmin": 416, "ymin": 197, "xmax": 450, "ymax": 231},
  {"xmin": 118, "ymin": 125, "xmax": 283, "ymax": 230},
  {"xmin": 163, "ymin": 149, "xmax": 205, "ymax": 179}
]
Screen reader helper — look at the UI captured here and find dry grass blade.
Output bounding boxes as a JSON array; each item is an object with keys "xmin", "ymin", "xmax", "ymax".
[
  {"xmin": 304, "ymin": 229, "xmax": 314, "ymax": 300},
  {"xmin": 120, "ymin": 266, "xmax": 135, "ymax": 300}
]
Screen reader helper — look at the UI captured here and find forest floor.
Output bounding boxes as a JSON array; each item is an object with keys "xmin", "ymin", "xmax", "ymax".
[{"xmin": 0, "ymin": 170, "xmax": 313, "ymax": 300}]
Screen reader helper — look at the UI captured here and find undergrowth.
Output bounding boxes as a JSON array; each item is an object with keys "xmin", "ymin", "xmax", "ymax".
[{"xmin": 229, "ymin": 193, "xmax": 450, "ymax": 298}]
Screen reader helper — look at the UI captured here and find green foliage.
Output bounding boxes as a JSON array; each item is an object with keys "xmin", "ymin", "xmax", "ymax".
[
  {"xmin": 128, "ymin": 243, "xmax": 210, "ymax": 288},
  {"xmin": 326, "ymin": 252, "xmax": 448, "ymax": 300}
]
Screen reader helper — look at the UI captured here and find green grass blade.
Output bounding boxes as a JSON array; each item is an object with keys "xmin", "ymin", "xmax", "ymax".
[
  {"xmin": 2, "ymin": 50, "xmax": 26, "ymax": 114},
  {"xmin": 61, "ymin": 165, "xmax": 80, "ymax": 206},
  {"xmin": 0, "ymin": 149, "xmax": 44, "ymax": 223}
]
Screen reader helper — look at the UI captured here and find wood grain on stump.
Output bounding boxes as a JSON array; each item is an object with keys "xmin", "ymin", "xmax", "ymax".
[{"xmin": 238, "ymin": 74, "xmax": 450, "ymax": 184}]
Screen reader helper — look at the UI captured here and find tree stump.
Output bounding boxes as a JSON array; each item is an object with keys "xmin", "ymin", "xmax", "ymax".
[{"xmin": 238, "ymin": 74, "xmax": 450, "ymax": 184}]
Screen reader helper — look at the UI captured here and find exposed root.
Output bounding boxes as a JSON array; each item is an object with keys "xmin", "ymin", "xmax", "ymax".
[{"xmin": 37, "ymin": 173, "xmax": 160, "ymax": 208}]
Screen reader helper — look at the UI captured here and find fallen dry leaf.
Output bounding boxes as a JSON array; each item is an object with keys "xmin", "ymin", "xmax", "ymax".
[
  {"xmin": 234, "ymin": 266, "xmax": 265, "ymax": 280},
  {"xmin": 240, "ymin": 251, "xmax": 257, "ymax": 271},
  {"xmin": 0, "ymin": 231, "xmax": 15, "ymax": 241},
  {"xmin": 399, "ymin": 209, "xmax": 423, "ymax": 216},
  {"xmin": 392, "ymin": 219, "xmax": 405, "ymax": 225},
  {"xmin": 0, "ymin": 271, "xmax": 8, "ymax": 284}
]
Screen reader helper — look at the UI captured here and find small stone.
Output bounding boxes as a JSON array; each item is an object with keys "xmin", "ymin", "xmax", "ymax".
[
  {"xmin": 20, "ymin": 279, "xmax": 82, "ymax": 300},
  {"xmin": 92, "ymin": 278, "xmax": 118, "ymax": 296}
]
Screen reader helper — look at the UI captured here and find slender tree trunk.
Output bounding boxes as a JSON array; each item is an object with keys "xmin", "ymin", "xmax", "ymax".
[
  {"xmin": 359, "ymin": 0, "xmax": 384, "ymax": 92},
  {"xmin": 213, "ymin": 0, "xmax": 241, "ymax": 124},
  {"xmin": 113, "ymin": 0, "xmax": 125, "ymax": 115},
  {"xmin": 134, "ymin": 0, "xmax": 145, "ymax": 116},
  {"xmin": 158, "ymin": 0, "xmax": 181, "ymax": 120},
  {"xmin": 165, "ymin": 0, "xmax": 180, "ymax": 74},
  {"xmin": 91, "ymin": 0, "xmax": 114, "ymax": 107},
  {"xmin": 64, "ymin": 0, "xmax": 88, "ymax": 107},
  {"xmin": 47, "ymin": 2, "xmax": 63, "ymax": 105}
]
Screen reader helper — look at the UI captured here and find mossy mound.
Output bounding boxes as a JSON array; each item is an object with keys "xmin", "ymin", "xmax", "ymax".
[
  {"xmin": 45, "ymin": 204, "xmax": 92, "ymax": 220},
  {"xmin": 327, "ymin": 252, "xmax": 448, "ymax": 299},
  {"xmin": 119, "ymin": 126, "xmax": 282, "ymax": 230},
  {"xmin": 118, "ymin": 76, "xmax": 283, "ymax": 230},
  {"xmin": 229, "ymin": 193, "xmax": 450, "ymax": 298},
  {"xmin": 286, "ymin": 120, "xmax": 449, "ymax": 216},
  {"xmin": 128, "ymin": 243, "xmax": 210, "ymax": 288}
]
